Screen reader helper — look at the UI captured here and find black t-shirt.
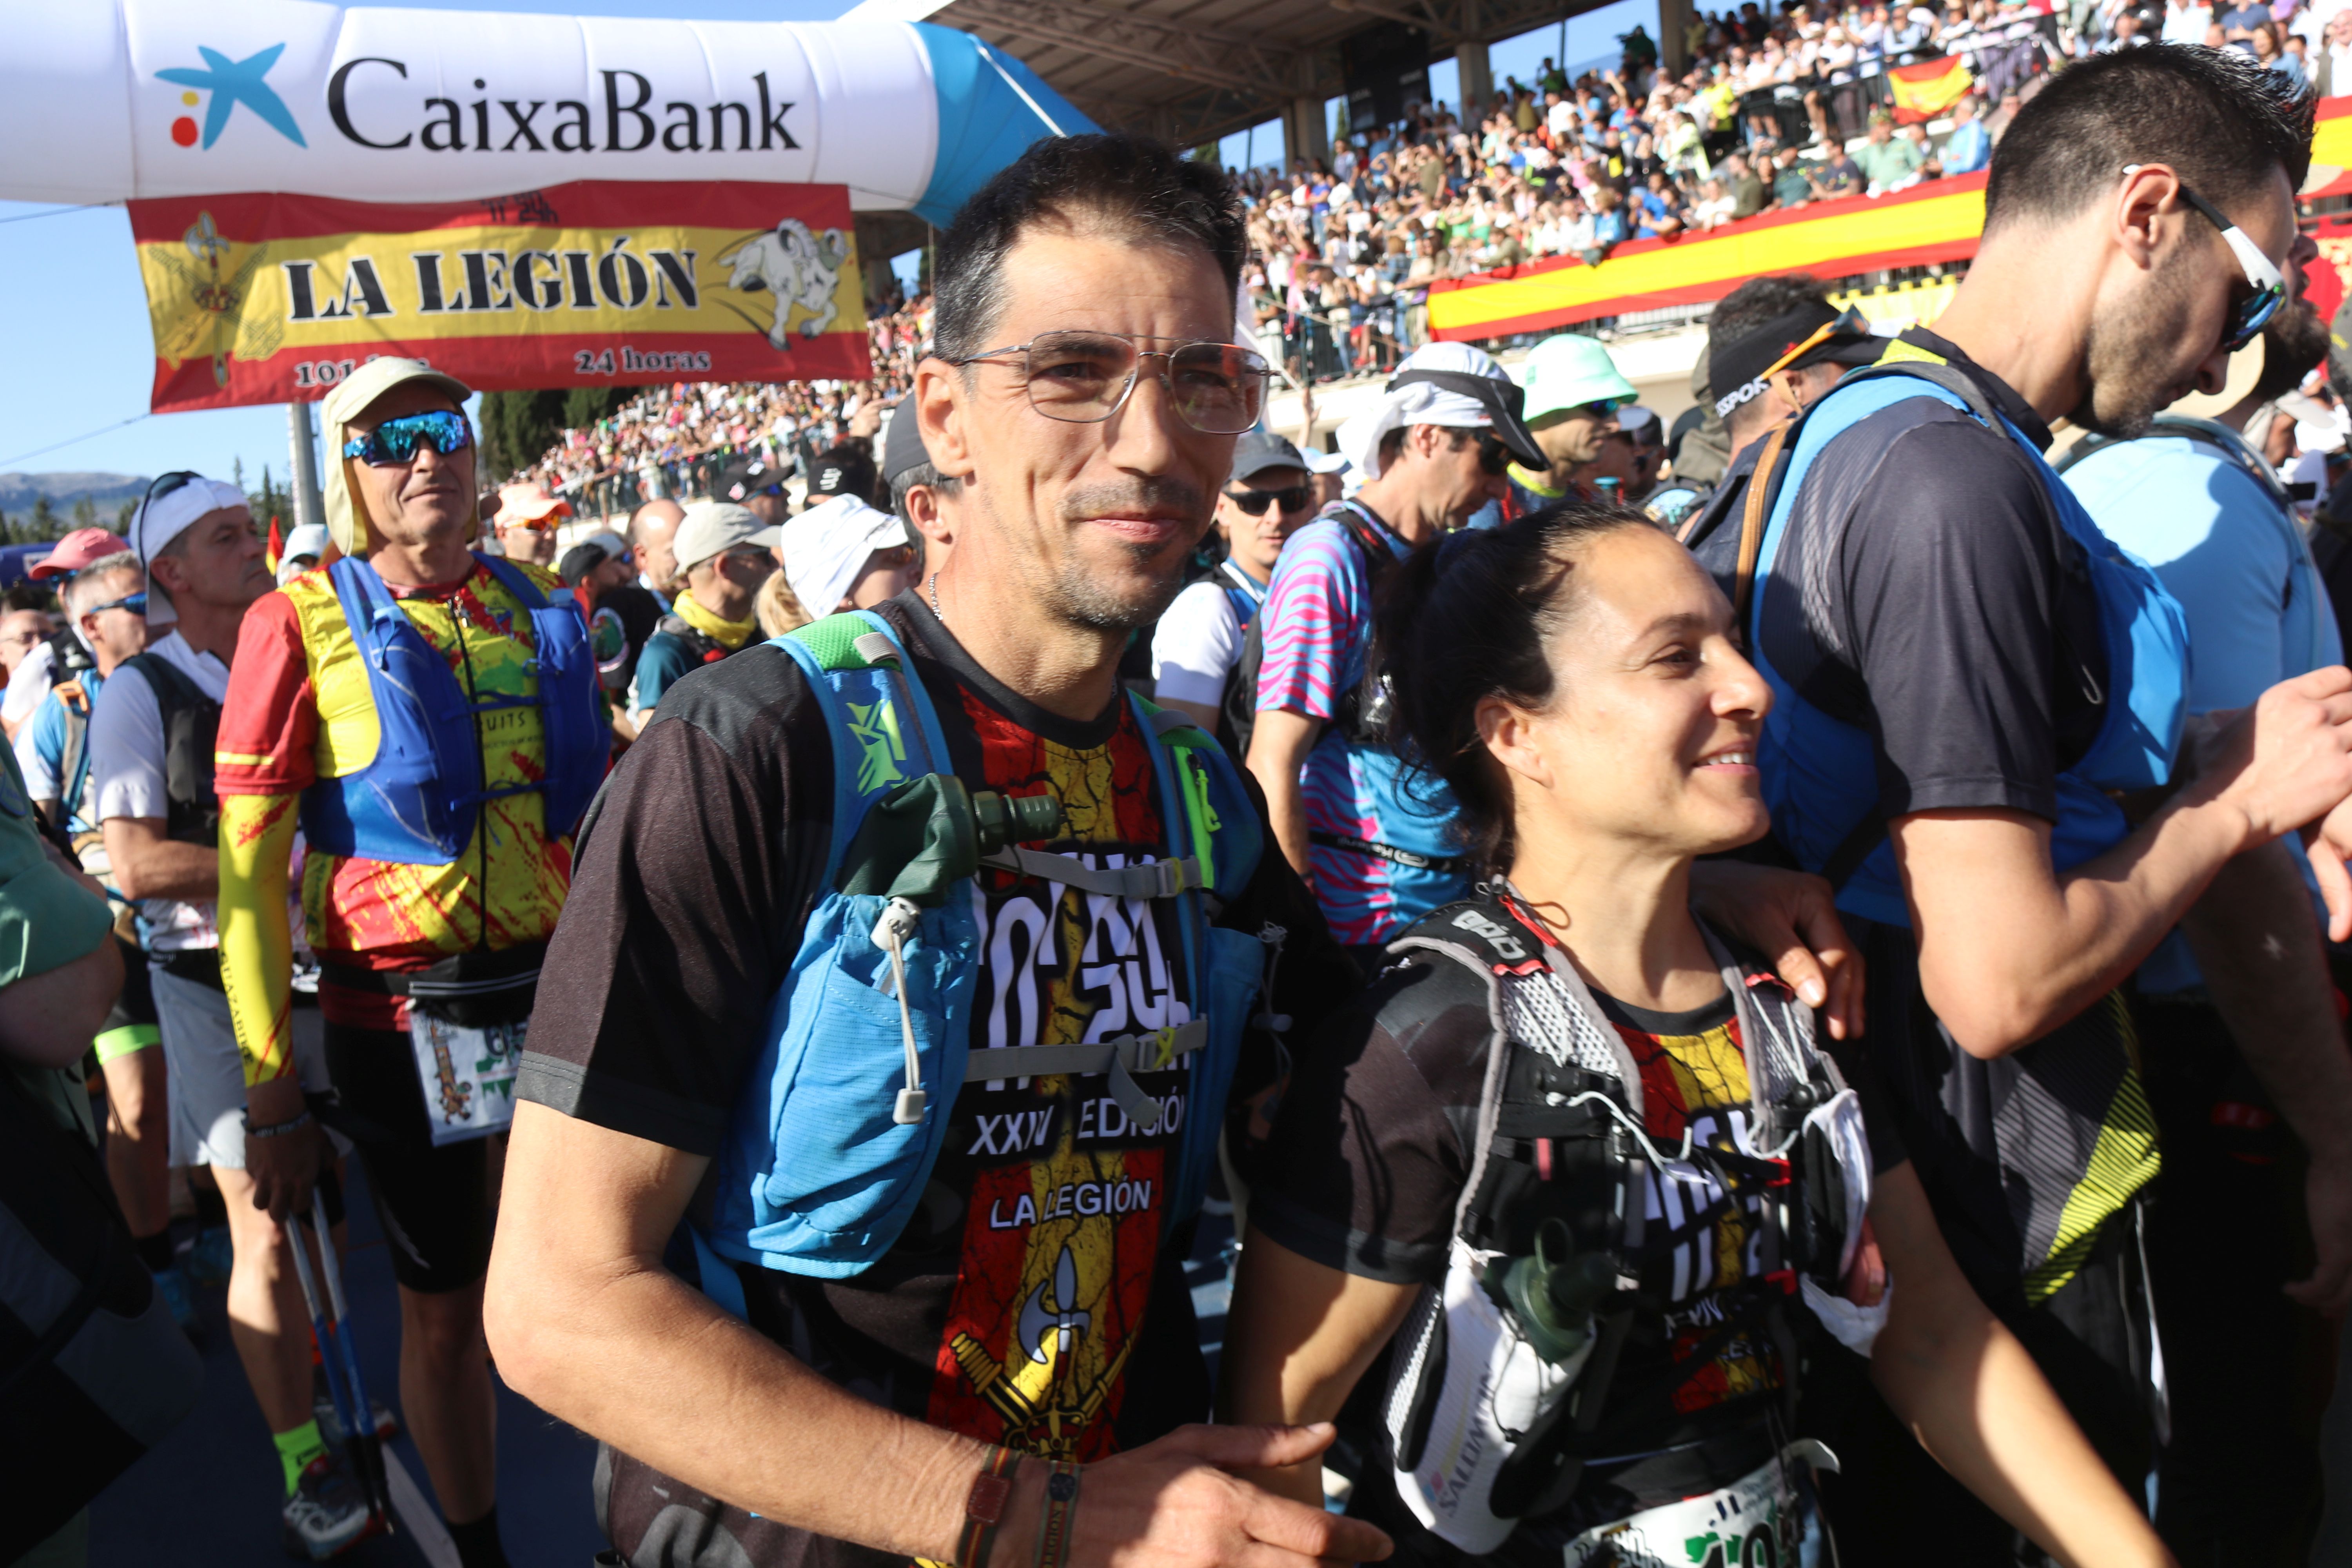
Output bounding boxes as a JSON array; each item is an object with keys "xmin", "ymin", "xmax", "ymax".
[
  {"xmin": 1737, "ymin": 328, "xmax": 2140, "ymax": 1311},
  {"xmin": 520, "ymin": 592, "xmax": 1356, "ymax": 1568},
  {"xmin": 1253, "ymin": 930, "xmax": 1905, "ymax": 1467}
]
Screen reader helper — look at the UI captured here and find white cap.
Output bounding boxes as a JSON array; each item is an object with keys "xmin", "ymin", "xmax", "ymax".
[{"xmin": 780, "ymin": 496, "xmax": 914, "ymax": 617}]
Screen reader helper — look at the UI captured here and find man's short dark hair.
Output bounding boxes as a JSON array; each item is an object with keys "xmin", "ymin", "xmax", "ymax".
[
  {"xmin": 1984, "ymin": 45, "xmax": 2312, "ymax": 233},
  {"xmin": 932, "ymin": 133, "xmax": 1247, "ymax": 361},
  {"xmin": 1708, "ymin": 273, "xmax": 1833, "ymax": 352}
]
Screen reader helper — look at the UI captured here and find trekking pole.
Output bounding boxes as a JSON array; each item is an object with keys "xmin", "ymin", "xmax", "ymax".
[
  {"xmin": 311, "ymin": 1187, "xmax": 395, "ymax": 1528},
  {"xmin": 284, "ymin": 1205, "xmax": 384, "ymax": 1530}
]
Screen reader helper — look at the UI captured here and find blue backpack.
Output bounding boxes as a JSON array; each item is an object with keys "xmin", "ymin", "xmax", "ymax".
[
  {"xmin": 301, "ymin": 554, "xmax": 607, "ymax": 864},
  {"xmin": 698, "ymin": 610, "xmax": 1269, "ymax": 1285},
  {"xmin": 1700, "ymin": 352, "xmax": 2189, "ymax": 927}
]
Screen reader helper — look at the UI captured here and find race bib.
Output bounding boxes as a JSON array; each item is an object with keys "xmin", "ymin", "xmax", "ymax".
[
  {"xmin": 1561, "ymin": 1444, "xmax": 1831, "ymax": 1568},
  {"xmin": 409, "ymin": 1013, "xmax": 526, "ymax": 1145}
]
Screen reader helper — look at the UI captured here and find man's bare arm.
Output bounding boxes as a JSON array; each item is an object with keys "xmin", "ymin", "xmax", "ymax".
[
  {"xmin": 1246, "ymin": 708, "xmax": 1324, "ymax": 882},
  {"xmin": 485, "ymin": 1102, "xmax": 1390, "ymax": 1568},
  {"xmin": 104, "ymin": 816, "xmax": 219, "ymax": 902},
  {"xmin": 2178, "ymin": 838, "xmax": 2352, "ymax": 1315}
]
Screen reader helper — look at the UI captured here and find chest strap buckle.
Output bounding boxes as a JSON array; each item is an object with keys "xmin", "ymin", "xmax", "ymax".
[{"xmin": 964, "ymin": 1018, "xmax": 1209, "ymax": 1133}]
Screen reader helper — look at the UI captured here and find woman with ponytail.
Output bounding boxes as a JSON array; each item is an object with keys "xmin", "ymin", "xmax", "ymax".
[{"xmin": 1219, "ymin": 503, "xmax": 2177, "ymax": 1567}]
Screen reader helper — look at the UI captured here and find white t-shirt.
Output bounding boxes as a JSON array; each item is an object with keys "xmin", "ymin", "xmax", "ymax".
[
  {"xmin": 2, "ymin": 639, "xmax": 57, "ymax": 728},
  {"xmin": 89, "ymin": 630, "xmax": 230, "ymax": 953},
  {"xmin": 1151, "ymin": 569, "xmax": 1263, "ymax": 710}
]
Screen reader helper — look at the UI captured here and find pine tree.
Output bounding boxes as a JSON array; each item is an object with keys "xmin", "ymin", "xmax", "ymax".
[
  {"xmin": 71, "ymin": 496, "xmax": 96, "ymax": 529},
  {"xmin": 29, "ymin": 495, "xmax": 56, "ymax": 539}
]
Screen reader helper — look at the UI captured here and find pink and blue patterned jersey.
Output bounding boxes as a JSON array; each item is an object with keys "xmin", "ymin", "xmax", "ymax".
[{"xmin": 1254, "ymin": 503, "xmax": 1470, "ymax": 946}]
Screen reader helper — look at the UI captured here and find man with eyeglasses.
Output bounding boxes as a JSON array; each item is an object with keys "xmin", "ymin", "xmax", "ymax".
[
  {"xmin": 85, "ymin": 470, "xmax": 377, "ymax": 1558},
  {"xmin": 1718, "ymin": 49, "xmax": 2352, "ymax": 1560},
  {"xmin": 1149, "ymin": 427, "xmax": 1314, "ymax": 740},
  {"xmin": 1248, "ymin": 340, "xmax": 1543, "ymax": 968},
  {"xmin": 211, "ymin": 359, "xmax": 606, "ymax": 1568}
]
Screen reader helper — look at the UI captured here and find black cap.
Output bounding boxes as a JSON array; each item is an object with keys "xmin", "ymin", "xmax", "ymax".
[
  {"xmin": 716, "ymin": 455, "xmax": 792, "ymax": 505},
  {"xmin": 1708, "ymin": 303, "xmax": 1882, "ymax": 421},
  {"xmin": 808, "ymin": 443, "xmax": 881, "ymax": 506},
  {"xmin": 559, "ymin": 540, "xmax": 612, "ymax": 588},
  {"xmin": 883, "ymin": 397, "xmax": 932, "ymax": 486}
]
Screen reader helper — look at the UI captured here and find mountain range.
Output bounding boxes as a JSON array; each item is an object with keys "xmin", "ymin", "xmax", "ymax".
[{"xmin": 0, "ymin": 472, "xmax": 151, "ymax": 512}]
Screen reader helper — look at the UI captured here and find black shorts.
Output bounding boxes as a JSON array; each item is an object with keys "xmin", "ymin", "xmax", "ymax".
[{"xmin": 319, "ymin": 1020, "xmax": 494, "ymax": 1296}]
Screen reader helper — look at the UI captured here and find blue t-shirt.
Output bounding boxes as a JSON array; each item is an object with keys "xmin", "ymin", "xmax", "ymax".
[
  {"xmin": 1254, "ymin": 505, "xmax": 1469, "ymax": 946},
  {"xmin": 2069, "ymin": 428, "xmax": 2342, "ymax": 990},
  {"xmin": 1942, "ymin": 120, "xmax": 1991, "ymax": 175}
]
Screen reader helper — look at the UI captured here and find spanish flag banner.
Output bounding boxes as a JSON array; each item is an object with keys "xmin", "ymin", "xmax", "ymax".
[
  {"xmin": 1888, "ymin": 55, "xmax": 1974, "ymax": 124},
  {"xmin": 128, "ymin": 180, "xmax": 869, "ymax": 413}
]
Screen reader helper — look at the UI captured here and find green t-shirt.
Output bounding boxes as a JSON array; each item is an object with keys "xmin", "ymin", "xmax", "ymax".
[
  {"xmin": 0, "ymin": 742, "xmax": 110, "ymax": 1140},
  {"xmin": 1854, "ymin": 136, "xmax": 1922, "ymax": 190}
]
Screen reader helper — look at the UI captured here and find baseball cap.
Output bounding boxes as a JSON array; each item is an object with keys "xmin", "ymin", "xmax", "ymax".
[
  {"xmin": 1519, "ymin": 333, "xmax": 1640, "ymax": 423},
  {"xmin": 1708, "ymin": 303, "xmax": 1882, "ymax": 421},
  {"xmin": 497, "ymin": 481, "xmax": 572, "ymax": 526},
  {"xmin": 673, "ymin": 501, "xmax": 781, "ymax": 574},
  {"xmin": 717, "ymin": 454, "xmax": 793, "ymax": 503},
  {"xmin": 29, "ymin": 527, "xmax": 131, "ymax": 580},
  {"xmin": 1343, "ymin": 341, "xmax": 1549, "ymax": 478},
  {"xmin": 558, "ymin": 530, "xmax": 630, "ymax": 588},
  {"xmin": 882, "ymin": 399, "xmax": 933, "ymax": 487},
  {"xmin": 318, "ymin": 357, "xmax": 475, "ymax": 555},
  {"xmin": 780, "ymin": 496, "xmax": 915, "ymax": 617},
  {"xmin": 1229, "ymin": 428, "xmax": 1310, "ymax": 486},
  {"xmin": 807, "ymin": 444, "xmax": 881, "ymax": 505}
]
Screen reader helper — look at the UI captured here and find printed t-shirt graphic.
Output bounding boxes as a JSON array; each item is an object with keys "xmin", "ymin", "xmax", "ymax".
[
  {"xmin": 1254, "ymin": 506, "xmax": 1468, "ymax": 946},
  {"xmin": 1598, "ymin": 991, "xmax": 1778, "ymax": 1414},
  {"xmin": 922, "ymin": 686, "xmax": 1191, "ymax": 1459},
  {"xmin": 214, "ymin": 561, "xmax": 573, "ymax": 1018}
]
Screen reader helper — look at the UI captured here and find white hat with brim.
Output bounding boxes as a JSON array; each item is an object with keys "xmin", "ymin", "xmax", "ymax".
[
  {"xmin": 780, "ymin": 496, "xmax": 914, "ymax": 616},
  {"xmin": 317, "ymin": 358, "xmax": 476, "ymax": 556}
]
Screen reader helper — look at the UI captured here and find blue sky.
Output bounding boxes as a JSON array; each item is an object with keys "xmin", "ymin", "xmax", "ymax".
[{"xmin": 2, "ymin": 0, "xmax": 1653, "ymax": 493}]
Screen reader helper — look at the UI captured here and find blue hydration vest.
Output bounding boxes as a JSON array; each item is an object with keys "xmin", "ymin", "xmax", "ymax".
[
  {"xmin": 300, "ymin": 553, "xmax": 606, "ymax": 865},
  {"xmin": 700, "ymin": 610, "xmax": 1268, "ymax": 1282},
  {"xmin": 1746, "ymin": 354, "xmax": 2189, "ymax": 926}
]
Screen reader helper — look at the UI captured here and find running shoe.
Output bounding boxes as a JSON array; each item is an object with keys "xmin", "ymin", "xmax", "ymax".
[
  {"xmin": 151, "ymin": 1266, "xmax": 199, "ymax": 1334},
  {"xmin": 185, "ymin": 1225, "xmax": 233, "ymax": 1287},
  {"xmin": 280, "ymin": 1454, "xmax": 373, "ymax": 1561}
]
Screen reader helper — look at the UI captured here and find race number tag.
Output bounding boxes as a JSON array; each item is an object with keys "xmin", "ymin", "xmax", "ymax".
[
  {"xmin": 1562, "ymin": 1446, "xmax": 1822, "ymax": 1568},
  {"xmin": 409, "ymin": 1014, "xmax": 526, "ymax": 1145}
]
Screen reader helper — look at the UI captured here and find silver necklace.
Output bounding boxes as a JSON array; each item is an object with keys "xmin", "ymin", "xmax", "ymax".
[{"xmin": 926, "ymin": 572, "xmax": 944, "ymax": 624}]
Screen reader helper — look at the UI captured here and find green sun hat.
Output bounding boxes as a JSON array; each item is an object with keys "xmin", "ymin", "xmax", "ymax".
[{"xmin": 1519, "ymin": 333, "xmax": 1639, "ymax": 423}]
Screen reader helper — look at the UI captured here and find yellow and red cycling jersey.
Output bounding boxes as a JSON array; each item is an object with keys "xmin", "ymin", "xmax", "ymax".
[{"xmin": 216, "ymin": 559, "xmax": 579, "ymax": 1085}]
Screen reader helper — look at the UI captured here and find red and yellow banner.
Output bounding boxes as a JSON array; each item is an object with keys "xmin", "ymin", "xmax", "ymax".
[
  {"xmin": 1888, "ymin": 56, "xmax": 1973, "ymax": 124},
  {"xmin": 1430, "ymin": 172, "xmax": 1985, "ymax": 342},
  {"xmin": 129, "ymin": 180, "xmax": 869, "ymax": 412}
]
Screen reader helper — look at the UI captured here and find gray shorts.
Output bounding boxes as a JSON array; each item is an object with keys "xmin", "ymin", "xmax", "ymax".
[{"xmin": 154, "ymin": 965, "xmax": 345, "ymax": 1170}]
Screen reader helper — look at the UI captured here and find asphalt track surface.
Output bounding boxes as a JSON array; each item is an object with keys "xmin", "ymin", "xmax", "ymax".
[{"xmin": 88, "ymin": 1165, "xmax": 1244, "ymax": 1567}]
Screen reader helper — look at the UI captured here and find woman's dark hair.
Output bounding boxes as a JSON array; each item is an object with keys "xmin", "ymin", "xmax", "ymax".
[{"xmin": 1374, "ymin": 501, "xmax": 1658, "ymax": 872}]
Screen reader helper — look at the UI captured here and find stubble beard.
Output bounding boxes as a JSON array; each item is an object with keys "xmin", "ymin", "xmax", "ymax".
[{"xmin": 2072, "ymin": 250, "xmax": 2202, "ymax": 440}]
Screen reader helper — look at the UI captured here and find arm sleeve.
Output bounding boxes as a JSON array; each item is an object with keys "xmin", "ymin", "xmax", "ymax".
[
  {"xmin": 1254, "ymin": 528, "xmax": 1364, "ymax": 722},
  {"xmin": 1249, "ymin": 962, "xmax": 1487, "ymax": 1285},
  {"xmin": 219, "ymin": 793, "xmax": 300, "ymax": 1086},
  {"xmin": 1829, "ymin": 418, "xmax": 2070, "ymax": 822},
  {"xmin": 1149, "ymin": 583, "xmax": 1243, "ymax": 709}
]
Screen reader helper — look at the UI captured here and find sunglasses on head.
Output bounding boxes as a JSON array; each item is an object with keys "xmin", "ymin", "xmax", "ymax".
[
  {"xmin": 1225, "ymin": 483, "xmax": 1312, "ymax": 516},
  {"xmin": 2123, "ymin": 164, "xmax": 2287, "ymax": 355},
  {"xmin": 85, "ymin": 592, "xmax": 146, "ymax": 618},
  {"xmin": 341, "ymin": 409, "xmax": 474, "ymax": 467}
]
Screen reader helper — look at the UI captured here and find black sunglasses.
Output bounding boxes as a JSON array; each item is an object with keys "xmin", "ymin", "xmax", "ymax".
[
  {"xmin": 1225, "ymin": 484, "xmax": 1312, "ymax": 516},
  {"xmin": 1476, "ymin": 432, "xmax": 1514, "ymax": 475}
]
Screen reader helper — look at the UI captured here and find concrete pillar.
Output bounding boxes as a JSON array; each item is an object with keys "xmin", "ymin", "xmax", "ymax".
[
  {"xmin": 1455, "ymin": 38, "xmax": 1493, "ymax": 120},
  {"xmin": 287, "ymin": 402, "xmax": 324, "ymax": 536},
  {"xmin": 1284, "ymin": 95, "xmax": 1330, "ymax": 172},
  {"xmin": 1659, "ymin": 0, "xmax": 1695, "ymax": 75}
]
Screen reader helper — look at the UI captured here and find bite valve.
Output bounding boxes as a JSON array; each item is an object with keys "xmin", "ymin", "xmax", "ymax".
[{"xmin": 969, "ymin": 787, "xmax": 1064, "ymax": 853}]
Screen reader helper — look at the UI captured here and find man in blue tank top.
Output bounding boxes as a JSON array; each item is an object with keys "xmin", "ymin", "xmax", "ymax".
[{"xmin": 1714, "ymin": 47, "xmax": 2352, "ymax": 1561}]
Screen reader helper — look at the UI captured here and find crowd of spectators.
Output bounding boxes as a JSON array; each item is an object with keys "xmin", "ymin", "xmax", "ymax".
[{"xmin": 506, "ymin": 0, "xmax": 2338, "ymax": 488}]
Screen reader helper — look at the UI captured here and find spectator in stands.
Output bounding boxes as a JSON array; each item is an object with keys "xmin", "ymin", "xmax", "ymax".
[
  {"xmin": 1943, "ymin": 92, "xmax": 1993, "ymax": 171},
  {"xmin": 2316, "ymin": 4, "xmax": 2352, "ymax": 94},
  {"xmin": 1726, "ymin": 149, "xmax": 1771, "ymax": 216},
  {"xmin": 1855, "ymin": 112, "xmax": 1925, "ymax": 191}
]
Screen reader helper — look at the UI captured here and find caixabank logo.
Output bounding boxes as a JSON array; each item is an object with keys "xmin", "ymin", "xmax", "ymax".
[{"xmin": 156, "ymin": 43, "xmax": 307, "ymax": 150}]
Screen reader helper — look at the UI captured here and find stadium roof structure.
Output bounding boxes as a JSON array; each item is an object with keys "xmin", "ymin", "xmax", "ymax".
[{"xmin": 877, "ymin": 0, "xmax": 1651, "ymax": 151}]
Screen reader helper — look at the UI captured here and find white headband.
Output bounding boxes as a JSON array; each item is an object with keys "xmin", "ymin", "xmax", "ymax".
[{"xmin": 130, "ymin": 477, "xmax": 247, "ymax": 565}]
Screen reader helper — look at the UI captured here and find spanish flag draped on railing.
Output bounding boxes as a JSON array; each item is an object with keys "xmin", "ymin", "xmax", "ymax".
[{"xmin": 1430, "ymin": 94, "xmax": 2352, "ymax": 345}]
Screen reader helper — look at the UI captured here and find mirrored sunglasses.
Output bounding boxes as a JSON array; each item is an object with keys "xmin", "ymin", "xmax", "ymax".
[{"xmin": 342, "ymin": 410, "xmax": 474, "ymax": 468}]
